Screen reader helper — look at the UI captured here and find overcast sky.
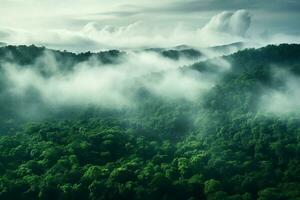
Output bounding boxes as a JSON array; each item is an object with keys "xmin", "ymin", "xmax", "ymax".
[{"xmin": 0, "ymin": 0, "xmax": 299, "ymax": 51}]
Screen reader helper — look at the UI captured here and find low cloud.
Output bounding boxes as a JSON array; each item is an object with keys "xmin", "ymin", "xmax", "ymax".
[
  {"xmin": 196, "ymin": 10, "xmax": 252, "ymax": 47},
  {"xmin": 2, "ymin": 50, "xmax": 225, "ymax": 111},
  {"xmin": 259, "ymin": 68, "xmax": 300, "ymax": 114}
]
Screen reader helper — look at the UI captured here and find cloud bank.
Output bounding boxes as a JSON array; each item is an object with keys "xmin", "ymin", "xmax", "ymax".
[
  {"xmin": 260, "ymin": 68, "xmax": 300, "ymax": 114},
  {"xmin": 201, "ymin": 10, "xmax": 251, "ymax": 37},
  {"xmin": 2, "ymin": 50, "xmax": 225, "ymax": 110},
  {"xmin": 1, "ymin": 9, "xmax": 298, "ymax": 52}
]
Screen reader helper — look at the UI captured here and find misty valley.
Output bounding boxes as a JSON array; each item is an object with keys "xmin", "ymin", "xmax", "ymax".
[{"xmin": 0, "ymin": 44, "xmax": 299, "ymax": 200}]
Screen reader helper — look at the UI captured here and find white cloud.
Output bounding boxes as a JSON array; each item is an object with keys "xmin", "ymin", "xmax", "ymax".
[
  {"xmin": 195, "ymin": 10, "xmax": 253, "ymax": 46},
  {"xmin": 3, "ymin": 50, "xmax": 223, "ymax": 109},
  {"xmin": 0, "ymin": 10, "xmax": 252, "ymax": 51},
  {"xmin": 0, "ymin": 9, "xmax": 299, "ymax": 52},
  {"xmin": 259, "ymin": 68, "xmax": 300, "ymax": 114},
  {"xmin": 201, "ymin": 10, "xmax": 251, "ymax": 37}
]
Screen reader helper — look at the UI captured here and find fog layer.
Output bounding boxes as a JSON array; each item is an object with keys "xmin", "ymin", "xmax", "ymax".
[{"xmin": 2, "ymin": 50, "xmax": 227, "ymax": 109}]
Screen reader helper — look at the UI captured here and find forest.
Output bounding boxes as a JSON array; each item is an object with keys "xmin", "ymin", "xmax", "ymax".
[{"xmin": 0, "ymin": 44, "xmax": 300, "ymax": 200}]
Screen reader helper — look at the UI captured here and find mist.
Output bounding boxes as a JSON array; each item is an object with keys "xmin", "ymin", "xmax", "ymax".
[
  {"xmin": 259, "ymin": 68, "xmax": 300, "ymax": 114},
  {"xmin": 2, "ymin": 49, "xmax": 228, "ymax": 113},
  {"xmin": 1, "ymin": 1, "xmax": 300, "ymax": 199}
]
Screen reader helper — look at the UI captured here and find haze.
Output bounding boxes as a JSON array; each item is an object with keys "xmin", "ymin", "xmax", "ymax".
[{"xmin": 0, "ymin": 0, "xmax": 300, "ymax": 51}]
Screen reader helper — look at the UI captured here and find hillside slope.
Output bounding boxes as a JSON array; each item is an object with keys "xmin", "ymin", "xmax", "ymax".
[{"xmin": 0, "ymin": 44, "xmax": 300, "ymax": 200}]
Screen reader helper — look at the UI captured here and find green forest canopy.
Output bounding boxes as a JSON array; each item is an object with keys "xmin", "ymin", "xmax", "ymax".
[{"xmin": 0, "ymin": 44, "xmax": 300, "ymax": 200}]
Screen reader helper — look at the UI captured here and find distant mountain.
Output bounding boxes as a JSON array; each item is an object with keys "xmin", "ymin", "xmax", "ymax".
[
  {"xmin": 145, "ymin": 46, "xmax": 203, "ymax": 60},
  {"xmin": 206, "ymin": 42, "xmax": 260, "ymax": 55},
  {"xmin": 210, "ymin": 42, "xmax": 246, "ymax": 50},
  {"xmin": 0, "ymin": 45, "xmax": 124, "ymax": 67},
  {"xmin": 171, "ymin": 44, "xmax": 193, "ymax": 50},
  {"xmin": 145, "ymin": 42, "xmax": 260, "ymax": 60},
  {"xmin": 0, "ymin": 43, "xmax": 299, "ymax": 127}
]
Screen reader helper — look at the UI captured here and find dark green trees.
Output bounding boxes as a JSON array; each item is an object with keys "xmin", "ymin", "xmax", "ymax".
[{"xmin": 0, "ymin": 44, "xmax": 300, "ymax": 199}]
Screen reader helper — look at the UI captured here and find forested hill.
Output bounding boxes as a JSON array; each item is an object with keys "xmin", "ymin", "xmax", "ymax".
[
  {"xmin": 0, "ymin": 45, "xmax": 124, "ymax": 66},
  {"xmin": 0, "ymin": 44, "xmax": 203, "ymax": 66},
  {"xmin": 0, "ymin": 44, "xmax": 300, "ymax": 200}
]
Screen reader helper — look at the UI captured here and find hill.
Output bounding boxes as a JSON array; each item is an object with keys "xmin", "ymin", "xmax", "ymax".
[{"xmin": 0, "ymin": 44, "xmax": 299, "ymax": 200}]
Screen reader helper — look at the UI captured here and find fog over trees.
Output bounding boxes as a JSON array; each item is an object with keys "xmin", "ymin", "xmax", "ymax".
[
  {"xmin": 0, "ymin": 2, "xmax": 300, "ymax": 199},
  {"xmin": 0, "ymin": 44, "xmax": 300, "ymax": 200}
]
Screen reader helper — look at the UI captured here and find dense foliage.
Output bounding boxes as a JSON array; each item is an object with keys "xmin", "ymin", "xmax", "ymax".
[{"xmin": 0, "ymin": 44, "xmax": 300, "ymax": 200}]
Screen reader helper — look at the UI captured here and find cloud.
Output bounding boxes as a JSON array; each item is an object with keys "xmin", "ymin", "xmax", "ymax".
[
  {"xmin": 259, "ymin": 68, "xmax": 300, "ymax": 114},
  {"xmin": 0, "ymin": 27, "xmax": 100, "ymax": 52},
  {"xmin": 163, "ymin": 0, "xmax": 300, "ymax": 13},
  {"xmin": 195, "ymin": 10, "xmax": 253, "ymax": 46},
  {"xmin": 0, "ymin": 10, "xmax": 252, "ymax": 51},
  {"xmin": 0, "ymin": 9, "xmax": 299, "ymax": 52},
  {"xmin": 1, "ymin": 1, "xmax": 300, "ymax": 51},
  {"xmin": 257, "ymin": 32, "xmax": 300, "ymax": 45},
  {"xmin": 2, "ymin": 50, "xmax": 223, "ymax": 111},
  {"xmin": 201, "ymin": 10, "xmax": 251, "ymax": 37}
]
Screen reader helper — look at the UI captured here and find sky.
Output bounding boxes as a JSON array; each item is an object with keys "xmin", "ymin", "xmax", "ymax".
[{"xmin": 0, "ymin": 0, "xmax": 299, "ymax": 51}]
